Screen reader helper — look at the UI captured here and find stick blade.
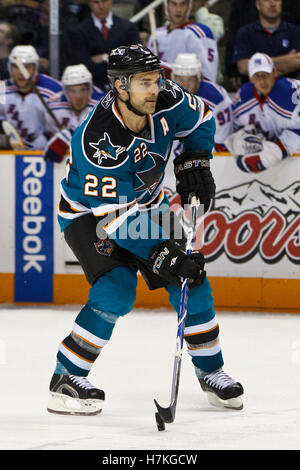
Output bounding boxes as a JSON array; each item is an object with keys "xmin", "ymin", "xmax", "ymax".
[{"xmin": 154, "ymin": 399, "xmax": 175, "ymax": 423}]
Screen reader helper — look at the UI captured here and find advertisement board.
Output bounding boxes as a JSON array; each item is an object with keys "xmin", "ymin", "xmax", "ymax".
[{"xmin": 0, "ymin": 151, "xmax": 299, "ymax": 311}]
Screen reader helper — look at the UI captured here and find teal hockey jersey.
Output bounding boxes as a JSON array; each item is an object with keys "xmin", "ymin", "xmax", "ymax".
[{"xmin": 58, "ymin": 79, "xmax": 216, "ymax": 259}]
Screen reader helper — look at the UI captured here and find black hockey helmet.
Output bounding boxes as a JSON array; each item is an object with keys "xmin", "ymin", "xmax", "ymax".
[
  {"xmin": 107, "ymin": 44, "xmax": 165, "ymax": 116},
  {"xmin": 108, "ymin": 44, "xmax": 161, "ymax": 78}
]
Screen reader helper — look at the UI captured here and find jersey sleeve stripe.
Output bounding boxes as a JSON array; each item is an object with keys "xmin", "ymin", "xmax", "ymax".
[
  {"xmin": 102, "ymin": 201, "xmax": 139, "ymax": 236},
  {"xmin": 267, "ymin": 97, "xmax": 293, "ymax": 117},
  {"xmin": 60, "ymin": 184, "xmax": 91, "ymax": 213},
  {"xmin": 91, "ymin": 199, "xmax": 137, "ymax": 218},
  {"xmin": 186, "ymin": 24, "xmax": 205, "ymax": 39}
]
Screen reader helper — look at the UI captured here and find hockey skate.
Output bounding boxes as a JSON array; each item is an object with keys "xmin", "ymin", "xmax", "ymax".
[
  {"xmin": 47, "ymin": 374, "xmax": 105, "ymax": 416},
  {"xmin": 199, "ymin": 369, "xmax": 244, "ymax": 410}
]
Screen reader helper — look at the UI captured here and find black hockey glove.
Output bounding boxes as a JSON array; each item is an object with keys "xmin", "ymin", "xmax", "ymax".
[
  {"xmin": 148, "ymin": 239, "xmax": 206, "ymax": 288},
  {"xmin": 174, "ymin": 150, "xmax": 216, "ymax": 213}
]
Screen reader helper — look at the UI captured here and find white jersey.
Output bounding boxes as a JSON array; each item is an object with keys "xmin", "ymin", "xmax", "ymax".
[
  {"xmin": 232, "ymin": 77, "xmax": 300, "ymax": 155},
  {"xmin": 148, "ymin": 22, "xmax": 219, "ymax": 82},
  {"xmin": 0, "ymin": 73, "xmax": 62, "ymax": 149},
  {"xmin": 46, "ymin": 86, "xmax": 105, "ymax": 135},
  {"xmin": 198, "ymin": 78, "xmax": 233, "ymax": 150},
  {"xmin": 172, "ymin": 78, "xmax": 232, "ymax": 156}
]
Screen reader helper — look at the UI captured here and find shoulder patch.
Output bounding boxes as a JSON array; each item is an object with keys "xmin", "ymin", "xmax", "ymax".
[
  {"xmin": 100, "ymin": 90, "xmax": 116, "ymax": 109},
  {"xmin": 84, "ymin": 130, "xmax": 128, "ymax": 169},
  {"xmin": 155, "ymin": 80, "xmax": 184, "ymax": 113},
  {"xmin": 187, "ymin": 22, "xmax": 215, "ymax": 40},
  {"xmin": 199, "ymin": 80, "xmax": 224, "ymax": 106}
]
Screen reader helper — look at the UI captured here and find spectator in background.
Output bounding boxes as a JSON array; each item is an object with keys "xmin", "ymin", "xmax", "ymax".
[
  {"xmin": 233, "ymin": 0, "xmax": 300, "ymax": 80},
  {"xmin": 171, "ymin": 53, "xmax": 233, "ymax": 152},
  {"xmin": 225, "ymin": 52, "xmax": 300, "ymax": 174},
  {"xmin": 44, "ymin": 63, "xmax": 105, "ymax": 163},
  {"xmin": 224, "ymin": 0, "xmax": 258, "ymax": 91},
  {"xmin": 0, "ymin": 45, "xmax": 62, "ymax": 149},
  {"xmin": 0, "ymin": 22, "xmax": 21, "ymax": 80},
  {"xmin": 192, "ymin": 0, "xmax": 224, "ymax": 43},
  {"xmin": 1, "ymin": 0, "xmax": 41, "ymax": 44},
  {"xmin": 32, "ymin": 0, "xmax": 78, "ymax": 76},
  {"xmin": 148, "ymin": 0, "xmax": 219, "ymax": 82},
  {"xmin": 68, "ymin": 0, "xmax": 140, "ymax": 90}
]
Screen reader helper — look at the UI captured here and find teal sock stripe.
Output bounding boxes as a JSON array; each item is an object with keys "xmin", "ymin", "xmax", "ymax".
[{"xmin": 192, "ymin": 351, "xmax": 224, "ymax": 375}]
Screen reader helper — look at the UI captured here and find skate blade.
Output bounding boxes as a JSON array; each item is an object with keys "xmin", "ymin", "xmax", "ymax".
[
  {"xmin": 205, "ymin": 391, "xmax": 243, "ymax": 410},
  {"xmin": 47, "ymin": 392, "xmax": 103, "ymax": 416}
]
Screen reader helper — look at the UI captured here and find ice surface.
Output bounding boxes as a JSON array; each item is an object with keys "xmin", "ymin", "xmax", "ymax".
[{"xmin": 0, "ymin": 306, "xmax": 300, "ymax": 450}]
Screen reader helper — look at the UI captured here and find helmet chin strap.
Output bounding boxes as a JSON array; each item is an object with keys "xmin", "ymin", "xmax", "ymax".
[{"xmin": 118, "ymin": 93, "xmax": 147, "ymax": 117}]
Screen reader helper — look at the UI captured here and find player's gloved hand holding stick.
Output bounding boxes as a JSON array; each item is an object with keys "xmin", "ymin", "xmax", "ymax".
[
  {"xmin": 151, "ymin": 193, "xmax": 201, "ymax": 431},
  {"xmin": 149, "ymin": 239, "xmax": 206, "ymax": 288},
  {"xmin": 174, "ymin": 149, "xmax": 216, "ymax": 213}
]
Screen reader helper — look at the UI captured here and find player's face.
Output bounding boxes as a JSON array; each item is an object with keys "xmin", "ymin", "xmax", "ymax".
[
  {"xmin": 250, "ymin": 70, "xmax": 276, "ymax": 95},
  {"xmin": 129, "ymin": 71, "xmax": 161, "ymax": 115},
  {"xmin": 0, "ymin": 23, "xmax": 11, "ymax": 45},
  {"xmin": 10, "ymin": 63, "xmax": 36, "ymax": 92},
  {"xmin": 255, "ymin": 0, "xmax": 281, "ymax": 20},
  {"xmin": 65, "ymin": 84, "xmax": 91, "ymax": 112},
  {"xmin": 167, "ymin": 0, "xmax": 190, "ymax": 25},
  {"xmin": 88, "ymin": 0, "xmax": 112, "ymax": 20},
  {"xmin": 173, "ymin": 75, "xmax": 199, "ymax": 94}
]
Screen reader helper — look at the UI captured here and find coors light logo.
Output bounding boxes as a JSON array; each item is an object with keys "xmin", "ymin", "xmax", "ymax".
[{"xmin": 168, "ymin": 180, "xmax": 300, "ymax": 265}]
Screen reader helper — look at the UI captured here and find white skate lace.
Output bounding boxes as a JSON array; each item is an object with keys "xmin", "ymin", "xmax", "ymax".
[
  {"xmin": 69, "ymin": 375, "xmax": 95, "ymax": 390},
  {"xmin": 204, "ymin": 369, "xmax": 237, "ymax": 390}
]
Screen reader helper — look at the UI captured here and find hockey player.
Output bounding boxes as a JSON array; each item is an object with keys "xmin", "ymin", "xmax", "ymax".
[
  {"xmin": 171, "ymin": 52, "xmax": 233, "ymax": 151},
  {"xmin": 47, "ymin": 45, "xmax": 243, "ymax": 416},
  {"xmin": 148, "ymin": 0, "xmax": 219, "ymax": 82},
  {"xmin": 225, "ymin": 52, "xmax": 300, "ymax": 173},
  {"xmin": 44, "ymin": 64, "xmax": 105, "ymax": 163},
  {"xmin": 0, "ymin": 45, "xmax": 62, "ymax": 150}
]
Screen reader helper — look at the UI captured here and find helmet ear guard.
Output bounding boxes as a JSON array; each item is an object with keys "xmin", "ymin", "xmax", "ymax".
[{"xmin": 118, "ymin": 76, "xmax": 130, "ymax": 92}]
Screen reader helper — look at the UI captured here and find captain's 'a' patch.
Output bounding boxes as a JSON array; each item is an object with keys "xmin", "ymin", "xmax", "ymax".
[{"xmin": 84, "ymin": 131, "xmax": 128, "ymax": 169}]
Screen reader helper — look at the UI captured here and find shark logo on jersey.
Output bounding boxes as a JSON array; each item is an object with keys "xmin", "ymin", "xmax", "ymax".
[{"xmin": 88, "ymin": 132, "xmax": 128, "ymax": 168}]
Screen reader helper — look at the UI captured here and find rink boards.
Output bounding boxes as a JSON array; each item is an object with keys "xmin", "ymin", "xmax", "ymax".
[{"xmin": 0, "ymin": 150, "xmax": 299, "ymax": 311}]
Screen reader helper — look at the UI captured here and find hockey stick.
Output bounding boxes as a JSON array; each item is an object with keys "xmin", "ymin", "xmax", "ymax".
[
  {"xmin": 15, "ymin": 58, "xmax": 62, "ymax": 131},
  {"xmin": 154, "ymin": 193, "xmax": 200, "ymax": 430}
]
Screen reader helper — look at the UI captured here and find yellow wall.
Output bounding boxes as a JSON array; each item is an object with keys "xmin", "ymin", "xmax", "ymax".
[{"xmin": 1, "ymin": 273, "xmax": 298, "ymax": 312}]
